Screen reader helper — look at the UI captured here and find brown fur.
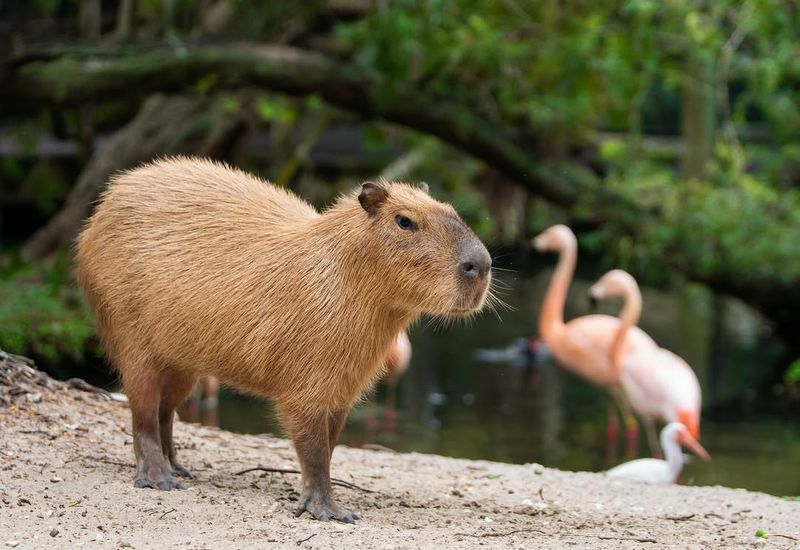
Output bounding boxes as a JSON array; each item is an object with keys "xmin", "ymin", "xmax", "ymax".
[{"xmin": 75, "ymin": 156, "xmax": 491, "ymax": 522}]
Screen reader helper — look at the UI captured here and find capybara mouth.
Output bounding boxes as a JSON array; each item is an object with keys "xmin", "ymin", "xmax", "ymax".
[{"xmin": 449, "ymin": 278, "xmax": 491, "ymax": 316}]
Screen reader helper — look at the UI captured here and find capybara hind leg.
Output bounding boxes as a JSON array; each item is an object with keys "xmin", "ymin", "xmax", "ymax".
[
  {"xmin": 159, "ymin": 371, "xmax": 198, "ymax": 479},
  {"xmin": 281, "ymin": 408, "xmax": 358, "ymax": 523},
  {"xmin": 126, "ymin": 364, "xmax": 181, "ymax": 490}
]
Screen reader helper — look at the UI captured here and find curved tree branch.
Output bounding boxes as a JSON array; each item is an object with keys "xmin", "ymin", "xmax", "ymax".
[{"xmin": 0, "ymin": 44, "xmax": 586, "ymax": 208}]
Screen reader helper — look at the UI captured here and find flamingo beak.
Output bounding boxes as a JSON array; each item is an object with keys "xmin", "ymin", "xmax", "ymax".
[
  {"xmin": 532, "ymin": 234, "xmax": 547, "ymax": 252},
  {"xmin": 677, "ymin": 430, "xmax": 712, "ymax": 462}
]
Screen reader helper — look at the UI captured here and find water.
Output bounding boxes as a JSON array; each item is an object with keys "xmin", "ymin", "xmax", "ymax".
[{"xmin": 206, "ymin": 257, "xmax": 798, "ymax": 496}]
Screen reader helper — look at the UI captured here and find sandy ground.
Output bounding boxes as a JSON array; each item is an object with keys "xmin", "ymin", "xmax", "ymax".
[{"xmin": 1, "ymin": 353, "xmax": 798, "ymax": 549}]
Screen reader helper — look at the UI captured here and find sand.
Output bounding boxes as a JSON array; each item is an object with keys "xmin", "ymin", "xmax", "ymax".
[{"xmin": 1, "ymin": 352, "xmax": 798, "ymax": 549}]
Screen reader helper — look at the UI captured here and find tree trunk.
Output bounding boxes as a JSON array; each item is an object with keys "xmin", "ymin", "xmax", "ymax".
[{"xmin": 681, "ymin": 51, "xmax": 716, "ymax": 178}]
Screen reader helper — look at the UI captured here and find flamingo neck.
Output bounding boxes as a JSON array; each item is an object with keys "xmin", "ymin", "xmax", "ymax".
[
  {"xmin": 610, "ymin": 280, "xmax": 642, "ymax": 374},
  {"xmin": 661, "ymin": 429, "xmax": 684, "ymax": 479},
  {"xmin": 539, "ymin": 239, "xmax": 576, "ymax": 344}
]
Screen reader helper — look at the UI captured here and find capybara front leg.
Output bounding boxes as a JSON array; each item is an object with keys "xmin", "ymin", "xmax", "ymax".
[
  {"xmin": 327, "ymin": 408, "xmax": 349, "ymax": 457},
  {"xmin": 126, "ymin": 364, "xmax": 181, "ymax": 490},
  {"xmin": 286, "ymin": 409, "xmax": 358, "ymax": 523},
  {"xmin": 159, "ymin": 371, "xmax": 198, "ymax": 479}
]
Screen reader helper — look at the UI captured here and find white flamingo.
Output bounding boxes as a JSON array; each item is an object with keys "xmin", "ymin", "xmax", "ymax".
[{"xmin": 607, "ymin": 422, "xmax": 711, "ymax": 484}]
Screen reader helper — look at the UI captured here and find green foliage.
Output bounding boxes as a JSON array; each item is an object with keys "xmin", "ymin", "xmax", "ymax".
[
  {"xmin": 255, "ymin": 96, "xmax": 297, "ymax": 124},
  {"xmin": 786, "ymin": 360, "xmax": 800, "ymax": 385},
  {"xmin": 337, "ymin": 1, "xmax": 788, "ymax": 134},
  {"xmin": 0, "ymin": 260, "xmax": 95, "ymax": 362},
  {"xmin": 596, "ymin": 138, "xmax": 800, "ymax": 286},
  {"xmin": 337, "ymin": 2, "xmax": 800, "ymax": 304}
]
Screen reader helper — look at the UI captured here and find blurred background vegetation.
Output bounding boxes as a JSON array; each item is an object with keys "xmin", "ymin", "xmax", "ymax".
[{"xmin": 0, "ymin": 1, "xmax": 798, "ymax": 398}]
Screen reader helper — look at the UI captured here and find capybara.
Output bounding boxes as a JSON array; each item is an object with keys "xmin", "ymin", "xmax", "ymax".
[{"xmin": 75, "ymin": 157, "xmax": 492, "ymax": 523}]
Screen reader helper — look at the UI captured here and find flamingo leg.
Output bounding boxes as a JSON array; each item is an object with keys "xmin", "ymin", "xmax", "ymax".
[
  {"xmin": 383, "ymin": 380, "xmax": 398, "ymax": 432},
  {"xmin": 605, "ymin": 396, "xmax": 621, "ymax": 464},
  {"xmin": 612, "ymin": 391, "xmax": 639, "ymax": 458},
  {"xmin": 644, "ymin": 418, "xmax": 662, "ymax": 457}
]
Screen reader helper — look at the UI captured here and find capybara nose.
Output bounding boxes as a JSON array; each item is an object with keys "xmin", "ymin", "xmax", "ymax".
[{"xmin": 458, "ymin": 243, "xmax": 491, "ymax": 280}]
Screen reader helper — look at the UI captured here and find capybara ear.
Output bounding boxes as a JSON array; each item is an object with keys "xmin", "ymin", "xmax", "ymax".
[
  {"xmin": 358, "ymin": 182, "xmax": 388, "ymax": 215},
  {"xmin": 417, "ymin": 182, "xmax": 430, "ymax": 194}
]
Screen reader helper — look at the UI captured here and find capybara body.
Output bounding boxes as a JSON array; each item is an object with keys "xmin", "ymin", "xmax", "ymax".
[{"xmin": 75, "ymin": 157, "xmax": 491, "ymax": 522}]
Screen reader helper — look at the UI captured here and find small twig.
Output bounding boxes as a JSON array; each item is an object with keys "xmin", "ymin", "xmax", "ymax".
[
  {"xmin": 772, "ymin": 534, "xmax": 798, "ymax": 542},
  {"xmin": 235, "ymin": 466, "xmax": 376, "ymax": 493},
  {"xmin": 85, "ymin": 455, "xmax": 134, "ymax": 468},
  {"xmin": 159, "ymin": 507, "xmax": 176, "ymax": 520},
  {"xmin": 569, "ymin": 534, "xmax": 657, "ymax": 543},
  {"xmin": 456, "ymin": 528, "xmax": 546, "ymax": 538},
  {"xmin": 20, "ymin": 429, "xmax": 57, "ymax": 440},
  {"xmin": 295, "ymin": 533, "xmax": 316, "ymax": 545}
]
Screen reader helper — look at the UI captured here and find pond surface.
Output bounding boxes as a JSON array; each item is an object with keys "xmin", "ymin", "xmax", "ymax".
[{"xmin": 204, "ymin": 255, "xmax": 798, "ymax": 497}]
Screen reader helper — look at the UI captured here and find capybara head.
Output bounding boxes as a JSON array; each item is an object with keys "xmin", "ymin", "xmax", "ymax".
[
  {"xmin": 532, "ymin": 224, "xmax": 576, "ymax": 253},
  {"xmin": 355, "ymin": 181, "xmax": 491, "ymax": 317}
]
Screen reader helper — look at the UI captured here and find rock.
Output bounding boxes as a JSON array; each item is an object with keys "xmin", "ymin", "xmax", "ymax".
[{"xmin": 49, "ymin": 529, "xmax": 58, "ymax": 537}]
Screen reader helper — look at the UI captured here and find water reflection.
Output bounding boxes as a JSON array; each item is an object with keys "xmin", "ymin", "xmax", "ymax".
[{"xmin": 210, "ymin": 258, "xmax": 798, "ymax": 496}]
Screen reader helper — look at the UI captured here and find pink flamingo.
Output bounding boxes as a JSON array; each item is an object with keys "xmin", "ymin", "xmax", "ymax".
[
  {"xmin": 589, "ymin": 269, "xmax": 703, "ymax": 451},
  {"xmin": 533, "ymin": 225, "xmax": 657, "ymax": 449}
]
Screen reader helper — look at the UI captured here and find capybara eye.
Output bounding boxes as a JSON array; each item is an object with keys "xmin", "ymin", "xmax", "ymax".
[{"xmin": 395, "ymin": 215, "xmax": 418, "ymax": 231}]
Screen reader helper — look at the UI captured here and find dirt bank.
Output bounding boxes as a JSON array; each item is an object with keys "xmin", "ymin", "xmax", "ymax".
[{"xmin": 1, "ymin": 352, "xmax": 797, "ymax": 549}]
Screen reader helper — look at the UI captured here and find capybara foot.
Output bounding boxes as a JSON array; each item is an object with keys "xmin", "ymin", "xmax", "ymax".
[
  {"xmin": 171, "ymin": 462, "xmax": 194, "ymax": 479},
  {"xmin": 294, "ymin": 492, "xmax": 359, "ymax": 523},
  {"xmin": 133, "ymin": 475, "xmax": 183, "ymax": 490}
]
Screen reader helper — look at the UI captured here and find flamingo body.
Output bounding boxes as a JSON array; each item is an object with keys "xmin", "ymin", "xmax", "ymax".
[
  {"xmin": 621, "ymin": 348, "xmax": 702, "ymax": 436},
  {"xmin": 607, "ymin": 457, "xmax": 676, "ymax": 484},
  {"xmin": 383, "ymin": 331, "xmax": 412, "ymax": 385},
  {"xmin": 552, "ymin": 315, "xmax": 656, "ymax": 387}
]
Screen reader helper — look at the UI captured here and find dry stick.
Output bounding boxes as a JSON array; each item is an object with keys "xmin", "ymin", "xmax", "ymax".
[
  {"xmin": 159, "ymin": 508, "xmax": 177, "ymax": 520},
  {"xmin": 85, "ymin": 455, "xmax": 135, "ymax": 468},
  {"xmin": 295, "ymin": 534, "xmax": 316, "ymax": 546},
  {"xmin": 569, "ymin": 534, "xmax": 658, "ymax": 544},
  {"xmin": 772, "ymin": 534, "xmax": 799, "ymax": 542},
  {"xmin": 456, "ymin": 528, "xmax": 547, "ymax": 538},
  {"xmin": 234, "ymin": 466, "xmax": 376, "ymax": 494}
]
